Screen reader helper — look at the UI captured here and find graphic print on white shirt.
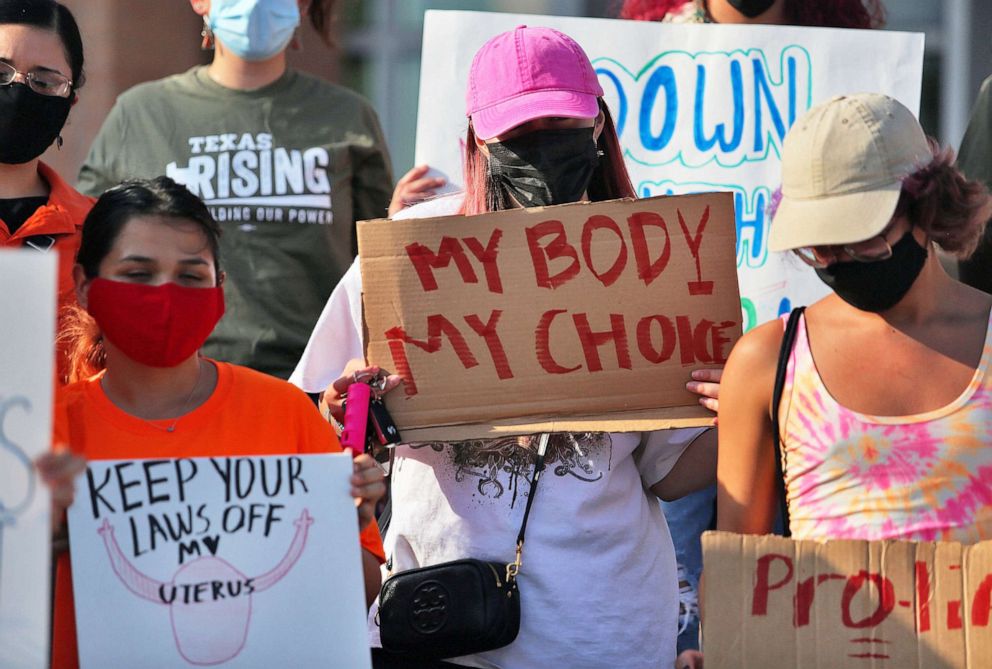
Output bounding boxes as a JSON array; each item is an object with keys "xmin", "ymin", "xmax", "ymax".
[
  {"xmin": 166, "ymin": 132, "xmax": 333, "ymax": 227},
  {"xmin": 410, "ymin": 433, "xmax": 612, "ymax": 508}
]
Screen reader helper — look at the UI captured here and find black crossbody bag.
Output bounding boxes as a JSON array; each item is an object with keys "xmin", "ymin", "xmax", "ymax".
[
  {"xmin": 771, "ymin": 306, "xmax": 806, "ymax": 537},
  {"xmin": 376, "ymin": 434, "xmax": 549, "ymax": 660}
]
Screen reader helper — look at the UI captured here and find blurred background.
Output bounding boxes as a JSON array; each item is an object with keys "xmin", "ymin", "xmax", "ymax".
[{"xmin": 53, "ymin": 1, "xmax": 992, "ymax": 184}]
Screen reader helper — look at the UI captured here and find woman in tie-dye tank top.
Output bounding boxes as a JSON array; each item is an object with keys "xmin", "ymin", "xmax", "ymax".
[{"xmin": 717, "ymin": 93, "xmax": 992, "ymax": 544}]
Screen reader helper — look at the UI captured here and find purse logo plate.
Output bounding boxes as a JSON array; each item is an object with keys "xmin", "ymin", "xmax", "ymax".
[{"xmin": 410, "ymin": 580, "xmax": 449, "ymax": 634}]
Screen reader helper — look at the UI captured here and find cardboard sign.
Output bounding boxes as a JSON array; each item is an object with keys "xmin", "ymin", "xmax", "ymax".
[
  {"xmin": 701, "ymin": 531, "xmax": 992, "ymax": 668},
  {"xmin": 0, "ymin": 251, "xmax": 56, "ymax": 669},
  {"xmin": 359, "ymin": 193, "xmax": 740, "ymax": 440},
  {"xmin": 67, "ymin": 454, "xmax": 371, "ymax": 669},
  {"xmin": 414, "ymin": 11, "xmax": 925, "ymax": 333}
]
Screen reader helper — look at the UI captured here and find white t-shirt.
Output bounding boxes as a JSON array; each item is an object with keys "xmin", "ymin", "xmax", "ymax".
[{"xmin": 291, "ymin": 196, "xmax": 703, "ymax": 668}]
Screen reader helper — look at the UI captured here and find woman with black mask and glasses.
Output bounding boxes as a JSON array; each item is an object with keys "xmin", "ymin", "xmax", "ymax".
[
  {"xmin": 718, "ymin": 93, "xmax": 992, "ymax": 544},
  {"xmin": 0, "ymin": 0, "xmax": 92, "ymax": 385}
]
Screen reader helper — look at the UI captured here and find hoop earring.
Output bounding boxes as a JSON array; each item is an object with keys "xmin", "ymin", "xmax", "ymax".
[{"xmin": 200, "ymin": 18, "xmax": 215, "ymax": 50}]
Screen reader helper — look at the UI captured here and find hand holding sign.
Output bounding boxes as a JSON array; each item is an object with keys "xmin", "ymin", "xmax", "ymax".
[
  {"xmin": 359, "ymin": 193, "xmax": 741, "ymax": 441},
  {"xmin": 389, "ymin": 165, "xmax": 447, "ymax": 216},
  {"xmin": 687, "ymin": 368, "xmax": 723, "ymax": 418},
  {"xmin": 350, "ymin": 454, "xmax": 385, "ymax": 531},
  {"xmin": 35, "ymin": 449, "xmax": 87, "ymax": 524}
]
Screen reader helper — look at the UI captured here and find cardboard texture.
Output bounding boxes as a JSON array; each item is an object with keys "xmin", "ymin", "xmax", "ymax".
[
  {"xmin": 358, "ymin": 193, "xmax": 741, "ymax": 439},
  {"xmin": 701, "ymin": 531, "xmax": 992, "ymax": 668}
]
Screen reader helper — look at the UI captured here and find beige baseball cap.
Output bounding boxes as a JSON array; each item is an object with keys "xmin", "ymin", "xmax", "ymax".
[{"xmin": 769, "ymin": 93, "xmax": 932, "ymax": 252}]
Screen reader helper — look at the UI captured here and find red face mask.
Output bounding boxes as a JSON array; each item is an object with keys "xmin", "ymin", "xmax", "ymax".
[{"xmin": 86, "ymin": 278, "xmax": 225, "ymax": 367}]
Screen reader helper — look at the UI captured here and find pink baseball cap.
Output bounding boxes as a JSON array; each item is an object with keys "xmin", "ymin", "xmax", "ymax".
[{"xmin": 466, "ymin": 25, "xmax": 604, "ymax": 140}]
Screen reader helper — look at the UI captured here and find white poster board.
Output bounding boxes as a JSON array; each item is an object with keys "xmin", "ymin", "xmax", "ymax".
[
  {"xmin": 0, "ymin": 250, "xmax": 56, "ymax": 669},
  {"xmin": 68, "ymin": 453, "xmax": 371, "ymax": 669},
  {"xmin": 414, "ymin": 11, "xmax": 925, "ymax": 329}
]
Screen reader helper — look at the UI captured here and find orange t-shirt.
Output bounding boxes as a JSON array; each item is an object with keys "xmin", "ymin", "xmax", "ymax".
[
  {"xmin": 0, "ymin": 162, "xmax": 94, "ymax": 384},
  {"xmin": 50, "ymin": 360, "xmax": 384, "ymax": 669}
]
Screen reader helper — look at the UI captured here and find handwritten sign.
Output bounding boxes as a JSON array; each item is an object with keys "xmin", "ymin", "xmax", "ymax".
[
  {"xmin": 414, "ymin": 11, "xmax": 924, "ymax": 333},
  {"xmin": 67, "ymin": 454, "xmax": 371, "ymax": 669},
  {"xmin": 359, "ymin": 193, "xmax": 740, "ymax": 440},
  {"xmin": 701, "ymin": 531, "xmax": 992, "ymax": 668},
  {"xmin": 0, "ymin": 251, "xmax": 56, "ymax": 669}
]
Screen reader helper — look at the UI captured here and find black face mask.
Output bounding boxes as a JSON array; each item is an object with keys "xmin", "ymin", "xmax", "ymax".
[
  {"xmin": 0, "ymin": 83, "xmax": 71, "ymax": 164},
  {"xmin": 814, "ymin": 232, "xmax": 928, "ymax": 313},
  {"xmin": 486, "ymin": 127, "xmax": 599, "ymax": 208},
  {"xmin": 723, "ymin": 0, "xmax": 777, "ymax": 18}
]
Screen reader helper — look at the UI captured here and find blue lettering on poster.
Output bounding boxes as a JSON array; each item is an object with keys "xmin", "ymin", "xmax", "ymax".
[
  {"xmin": 639, "ymin": 180, "xmax": 773, "ymax": 269},
  {"xmin": 595, "ymin": 45, "xmax": 812, "ymax": 168}
]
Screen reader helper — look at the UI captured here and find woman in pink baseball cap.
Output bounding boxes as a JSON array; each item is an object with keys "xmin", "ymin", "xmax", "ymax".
[
  {"xmin": 294, "ymin": 25, "xmax": 722, "ymax": 669},
  {"xmin": 457, "ymin": 25, "xmax": 636, "ymax": 214}
]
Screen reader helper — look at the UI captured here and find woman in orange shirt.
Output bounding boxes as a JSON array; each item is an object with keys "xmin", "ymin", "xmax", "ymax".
[
  {"xmin": 38, "ymin": 176, "xmax": 386, "ymax": 669},
  {"xmin": 0, "ymin": 0, "xmax": 94, "ymax": 383}
]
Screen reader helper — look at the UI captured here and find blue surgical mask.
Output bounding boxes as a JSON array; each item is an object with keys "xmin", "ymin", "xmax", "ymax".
[{"xmin": 208, "ymin": 0, "xmax": 301, "ymax": 62}]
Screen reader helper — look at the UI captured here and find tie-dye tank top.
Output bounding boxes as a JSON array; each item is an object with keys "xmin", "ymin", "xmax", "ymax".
[{"xmin": 778, "ymin": 312, "xmax": 992, "ymax": 543}]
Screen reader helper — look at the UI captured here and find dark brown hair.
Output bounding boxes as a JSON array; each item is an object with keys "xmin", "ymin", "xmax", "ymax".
[
  {"xmin": 0, "ymin": 0, "xmax": 84, "ymax": 87},
  {"xmin": 63, "ymin": 177, "xmax": 222, "ymax": 381},
  {"xmin": 307, "ymin": 0, "xmax": 336, "ymax": 44}
]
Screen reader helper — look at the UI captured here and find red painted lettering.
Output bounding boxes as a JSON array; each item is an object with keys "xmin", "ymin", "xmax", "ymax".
[
  {"xmin": 915, "ymin": 561, "xmax": 931, "ymax": 632},
  {"xmin": 628, "ymin": 211, "xmax": 672, "ymax": 286},
  {"xmin": 710, "ymin": 320, "xmax": 737, "ymax": 364},
  {"xmin": 534, "ymin": 309, "xmax": 581, "ymax": 374},
  {"xmin": 385, "ymin": 315, "xmax": 479, "ymax": 396},
  {"xmin": 464, "ymin": 310, "xmax": 513, "ymax": 380},
  {"xmin": 793, "ymin": 574, "xmax": 845, "ymax": 627},
  {"xmin": 406, "ymin": 238, "xmax": 478, "ymax": 292},
  {"xmin": 677, "ymin": 207, "xmax": 714, "ymax": 296},
  {"xmin": 752, "ymin": 553, "xmax": 794, "ymax": 616},
  {"xmin": 580, "ymin": 215, "xmax": 628, "ymax": 287},
  {"xmin": 676, "ymin": 316, "xmax": 715, "ymax": 365},
  {"xmin": 841, "ymin": 571, "xmax": 895, "ymax": 629},
  {"xmin": 573, "ymin": 313, "xmax": 632, "ymax": 372},
  {"xmin": 636, "ymin": 315, "xmax": 676, "ymax": 364},
  {"xmin": 948, "ymin": 600, "xmax": 963, "ymax": 630},
  {"xmin": 462, "ymin": 229, "xmax": 504, "ymax": 294},
  {"xmin": 526, "ymin": 220, "xmax": 580, "ymax": 289},
  {"xmin": 971, "ymin": 573, "xmax": 992, "ymax": 626}
]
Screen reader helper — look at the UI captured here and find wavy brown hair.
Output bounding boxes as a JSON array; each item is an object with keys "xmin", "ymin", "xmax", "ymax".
[{"xmin": 894, "ymin": 141, "xmax": 992, "ymax": 258}]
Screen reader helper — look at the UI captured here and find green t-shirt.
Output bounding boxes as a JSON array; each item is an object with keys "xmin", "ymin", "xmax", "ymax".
[{"xmin": 78, "ymin": 66, "xmax": 393, "ymax": 378}]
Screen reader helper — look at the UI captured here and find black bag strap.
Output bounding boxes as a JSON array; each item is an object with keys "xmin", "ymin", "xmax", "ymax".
[
  {"xmin": 772, "ymin": 307, "xmax": 805, "ymax": 538},
  {"xmin": 507, "ymin": 433, "xmax": 549, "ymax": 581}
]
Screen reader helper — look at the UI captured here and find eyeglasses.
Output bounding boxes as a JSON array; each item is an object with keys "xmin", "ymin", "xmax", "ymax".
[
  {"xmin": 0, "ymin": 61, "xmax": 73, "ymax": 98},
  {"xmin": 795, "ymin": 226, "xmax": 897, "ymax": 268}
]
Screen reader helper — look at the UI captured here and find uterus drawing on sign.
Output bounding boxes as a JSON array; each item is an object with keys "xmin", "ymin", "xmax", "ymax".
[
  {"xmin": 0, "ymin": 396, "xmax": 36, "ymax": 588},
  {"xmin": 98, "ymin": 509, "xmax": 313, "ymax": 666}
]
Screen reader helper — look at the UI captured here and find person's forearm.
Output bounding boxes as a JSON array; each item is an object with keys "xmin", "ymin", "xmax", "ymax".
[{"xmin": 362, "ymin": 549, "xmax": 382, "ymax": 607}]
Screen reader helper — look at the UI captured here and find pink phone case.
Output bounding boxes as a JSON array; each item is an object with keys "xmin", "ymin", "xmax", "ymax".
[{"xmin": 340, "ymin": 382, "xmax": 372, "ymax": 456}]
